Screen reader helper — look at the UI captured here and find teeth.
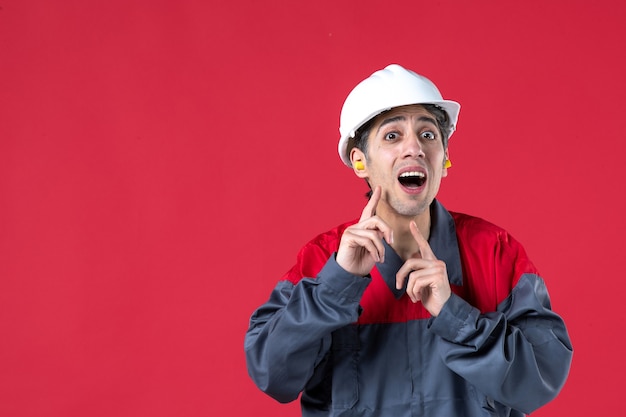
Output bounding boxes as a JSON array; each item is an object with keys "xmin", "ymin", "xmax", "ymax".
[{"xmin": 399, "ymin": 171, "xmax": 425, "ymax": 178}]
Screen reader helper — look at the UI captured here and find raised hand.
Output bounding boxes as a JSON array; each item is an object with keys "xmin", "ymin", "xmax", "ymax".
[
  {"xmin": 395, "ymin": 221, "xmax": 451, "ymax": 316},
  {"xmin": 336, "ymin": 186, "xmax": 393, "ymax": 277}
]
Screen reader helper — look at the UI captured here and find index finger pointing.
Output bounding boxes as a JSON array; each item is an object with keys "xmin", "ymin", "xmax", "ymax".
[
  {"xmin": 359, "ymin": 186, "xmax": 382, "ymax": 221},
  {"xmin": 410, "ymin": 220, "xmax": 436, "ymax": 260}
]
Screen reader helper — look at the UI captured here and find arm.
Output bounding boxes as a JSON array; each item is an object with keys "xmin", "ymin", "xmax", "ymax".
[
  {"xmin": 244, "ymin": 255, "xmax": 370, "ymax": 403},
  {"xmin": 429, "ymin": 245, "xmax": 573, "ymax": 413},
  {"xmin": 245, "ymin": 186, "xmax": 393, "ymax": 403}
]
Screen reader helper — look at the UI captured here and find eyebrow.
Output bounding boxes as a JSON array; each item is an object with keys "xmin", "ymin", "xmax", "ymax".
[{"xmin": 376, "ymin": 115, "xmax": 438, "ymax": 134}]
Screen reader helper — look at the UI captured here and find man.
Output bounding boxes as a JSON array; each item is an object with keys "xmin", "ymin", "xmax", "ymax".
[{"xmin": 244, "ymin": 64, "xmax": 572, "ymax": 417}]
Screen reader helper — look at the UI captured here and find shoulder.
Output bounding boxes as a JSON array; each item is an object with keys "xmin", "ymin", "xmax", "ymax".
[
  {"xmin": 451, "ymin": 211, "xmax": 515, "ymax": 245},
  {"xmin": 304, "ymin": 219, "xmax": 358, "ymax": 251},
  {"xmin": 283, "ymin": 219, "xmax": 358, "ymax": 284},
  {"xmin": 450, "ymin": 210, "xmax": 538, "ymax": 279}
]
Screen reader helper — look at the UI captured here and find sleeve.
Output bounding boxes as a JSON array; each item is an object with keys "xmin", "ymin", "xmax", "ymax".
[
  {"xmin": 428, "ymin": 234, "xmax": 573, "ymax": 414},
  {"xmin": 244, "ymin": 245, "xmax": 371, "ymax": 403}
]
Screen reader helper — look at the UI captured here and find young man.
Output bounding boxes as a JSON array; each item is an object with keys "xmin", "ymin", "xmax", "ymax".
[{"xmin": 244, "ymin": 64, "xmax": 572, "ymax": 417}]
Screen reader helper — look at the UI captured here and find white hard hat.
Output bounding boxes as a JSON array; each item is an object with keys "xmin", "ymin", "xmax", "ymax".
[{"xmin": 338, "ymin": 64, "xmax": 460, "ymax": 167}]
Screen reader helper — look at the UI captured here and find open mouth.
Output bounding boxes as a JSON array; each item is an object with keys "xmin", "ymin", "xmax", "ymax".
[{"xmin": 398, "ymin": 171, "xmax": 426, "ymax": 189}]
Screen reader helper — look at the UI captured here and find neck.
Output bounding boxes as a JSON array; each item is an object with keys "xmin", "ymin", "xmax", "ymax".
[{"xmin": 381, "ymin": 210, "xmax": 431, "ymax": 261}]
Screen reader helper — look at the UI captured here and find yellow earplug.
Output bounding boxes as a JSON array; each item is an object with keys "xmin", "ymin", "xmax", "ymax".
[
  {"xmin": 444, "ymin": 159, "xmax": 452, "ymax": 169},
  {"xmin": 354, "ymin": 161, "xmax": 365, "ymax": 170}
]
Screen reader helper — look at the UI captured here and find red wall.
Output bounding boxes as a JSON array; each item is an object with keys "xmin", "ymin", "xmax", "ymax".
[{"xmin": 1, "ymin": 1, "xmax": 624, "ymax": 415}]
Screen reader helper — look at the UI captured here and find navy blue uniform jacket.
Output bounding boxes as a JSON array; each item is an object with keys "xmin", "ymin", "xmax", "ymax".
[{"xmin": 245, "ymin": 201, "xmax": 573, "ymax": 416}]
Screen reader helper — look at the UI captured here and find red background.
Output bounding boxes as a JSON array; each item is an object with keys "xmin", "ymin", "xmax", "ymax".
[{"xmin": 1, "ymin": 1, "xmax": 624, "ymax": 416}]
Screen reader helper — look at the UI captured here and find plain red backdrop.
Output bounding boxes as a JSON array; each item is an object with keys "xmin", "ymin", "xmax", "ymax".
[{"xmin": 1, "ymin": 0, "xmax": 625, "ymax": 416}]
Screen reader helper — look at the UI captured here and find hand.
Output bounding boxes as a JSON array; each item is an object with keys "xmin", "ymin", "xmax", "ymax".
[
  {"xmin": 395, "ymin": 221, "xmax": 451, "ymax": 316},
  {"xmin": 336, "ymin": 186, "xmax": 393, "ymax": 277}
]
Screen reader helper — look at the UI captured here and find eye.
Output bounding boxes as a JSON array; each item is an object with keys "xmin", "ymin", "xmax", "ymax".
[
  {"xmin": 420, "ymin": 131, "xmax": 437, "ymax": 141},
  {"xmin": 384, "ymin": 132, "xmax": 399, "ymax": 141}
]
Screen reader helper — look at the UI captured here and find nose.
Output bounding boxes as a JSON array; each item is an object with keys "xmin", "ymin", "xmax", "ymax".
[{"xmin": 403, "ymin": 132, "xmax": 425, "ymax": 159}]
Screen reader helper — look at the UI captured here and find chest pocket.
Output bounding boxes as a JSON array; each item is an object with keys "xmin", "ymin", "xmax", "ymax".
[{"xmin": 330, "ymin": 325, "xmax": 360, "ymax": 409}]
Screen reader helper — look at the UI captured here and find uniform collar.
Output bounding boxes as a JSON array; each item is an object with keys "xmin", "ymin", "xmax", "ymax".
[{"xmin": 375, "ymin": 199, "xmax": 463, "ymax": 299}]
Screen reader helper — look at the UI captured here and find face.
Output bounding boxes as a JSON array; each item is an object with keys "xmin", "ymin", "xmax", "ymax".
[{"xmin": 351, "ymin": 104, "xmax": 448, "ymax": 219}]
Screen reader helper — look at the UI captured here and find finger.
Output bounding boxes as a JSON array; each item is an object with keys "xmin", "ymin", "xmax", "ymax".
[
  {"xmin": 407, "ymin": 275, "xmax": 422, "ymax": 303},
  {"xmin": 396, "ymin": 264, "xmax": 409, "ymax": 290},
  {"xmin": 344, "ymin": 231, "xmax": 385, "ymax": 263},
  {"xmin": 402, "ymin": 269, "xmax": 428, "ymax": 303},
  {"xmin": 410, "ymin": 221, "xmax": 435, "ymax": 260},
  {"xmin": 396, "ymin": 258, "xmax": 432, "ymax": 290},
  {"xmin": 405, "ymin": 268, "xmax": 438, "ymax": 303},
  {"xmin": 348, "ymin": 228, "xmax": 386, "ymax": 263},
  {"xmin": 396, "ymin": 259, "xmax": 415, "ymax": 290},
  {"xmin": 359, "ymin": 186, "xmax": 382, "ymax": 221},
  {"xmin": 396, "ymin": 259, "xmax": 427, "ymax": 290},
  {"xmin": 359, "ymin": 215, "xmax": 394, "ymax": 247},
  {"xmin": 408, "ymin": 278, "xmax": 431, "ymax": 304}
]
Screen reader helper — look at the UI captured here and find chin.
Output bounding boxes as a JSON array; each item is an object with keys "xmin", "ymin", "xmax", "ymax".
[{"xmin": 392, "ymin": 202, "xmax": 430, "ymax": 218}]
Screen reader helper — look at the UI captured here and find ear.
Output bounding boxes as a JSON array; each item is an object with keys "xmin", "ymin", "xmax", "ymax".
[
  {"xmin": 442, "ymin": 149, "xmax": 450, "ymax": 178},
  {"xmin": 350, "ymin": 148, "xmax": 368, "ymax": 179}
]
